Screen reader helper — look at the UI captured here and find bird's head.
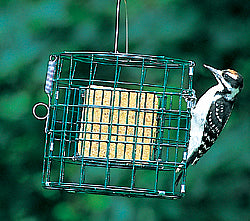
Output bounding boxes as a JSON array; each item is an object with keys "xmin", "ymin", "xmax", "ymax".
[{"xmin": 203, "ymin": 64, "xmax": 243, "ymax": 101}]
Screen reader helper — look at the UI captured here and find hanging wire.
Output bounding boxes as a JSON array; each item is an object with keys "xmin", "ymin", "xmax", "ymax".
[
  {"xmin": 124, "ymin": 0, "xmax": 129, "ymax": 53},
  {"xmin": 114, "ymin": 0, "xmax": 129, "ymax": 53},
  {"xmin": 114, "ymin": 0, "xmax": 121, "ymax": 53}
]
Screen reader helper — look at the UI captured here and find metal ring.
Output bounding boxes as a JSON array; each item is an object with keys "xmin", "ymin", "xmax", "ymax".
[
  {"xmin": 32, "ymin": 102, "xmax": 49, "ymax": 120},
  {"xmin": 49, "ymin": 55, "xmax": 57, "ymax": 62}
]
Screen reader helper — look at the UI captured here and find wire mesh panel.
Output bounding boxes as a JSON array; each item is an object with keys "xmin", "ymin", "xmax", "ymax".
[{"xmin": 41, "ymin": 52, "xmax": 195, "ymax": 199}]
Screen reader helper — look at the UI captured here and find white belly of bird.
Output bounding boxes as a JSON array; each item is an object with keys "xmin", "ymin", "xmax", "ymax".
[{"xmin": 187, "ymin": 85, "xmax": 222, "ymax": 160}]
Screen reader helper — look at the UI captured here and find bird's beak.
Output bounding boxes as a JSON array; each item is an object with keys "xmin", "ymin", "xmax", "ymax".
[{"xmin": 203, "ymin": 64, "xmax": 222, "ymax": 83}]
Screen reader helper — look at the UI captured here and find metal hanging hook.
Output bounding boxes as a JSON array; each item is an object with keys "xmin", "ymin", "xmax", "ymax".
[
  {"xmin": 114, "ymin": 0, "xmax": 129, "ymax": 54},
  {"xmin": 114, "ymin": 0, "xmax": 121, "ymax": 53}
]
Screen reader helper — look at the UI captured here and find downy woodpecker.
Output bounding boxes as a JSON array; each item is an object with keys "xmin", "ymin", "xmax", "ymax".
[{"xmin": 175, "ymin": 64, "xmax": 243, "ymax": 186}]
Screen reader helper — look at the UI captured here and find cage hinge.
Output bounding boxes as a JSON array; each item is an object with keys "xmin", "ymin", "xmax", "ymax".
[
  {"xmin": 182, "ymin": 89, "xmax": 197, "ymax": 109},
  {"xmin": 158, "ymin": 190, "xmax": 166, "ymax": 196},
  {"xmin": 181, "ymin": 184, "xmax": 185, "ymax": 193},
  {"xmin": 49, "ymin": 142, "xmax": 54, "ymax": 152},
  {"xmin": 183, "ymin": 151, "xmax": 187, "ymax": 161}
]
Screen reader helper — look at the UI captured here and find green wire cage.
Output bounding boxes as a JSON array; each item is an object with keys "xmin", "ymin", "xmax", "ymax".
[
  {"xmin": 33, "ymin": 1, "xmax": 196, "ymax": 199},
  {"xmin": 34, "ymin": 52, "xmax": 195, "ymax": 199}
]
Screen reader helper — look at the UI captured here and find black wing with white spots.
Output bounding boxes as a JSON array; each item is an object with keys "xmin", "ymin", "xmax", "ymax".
[{"xmin": 187, "ymin": 97, "xmax": 234, "ymax": 167}]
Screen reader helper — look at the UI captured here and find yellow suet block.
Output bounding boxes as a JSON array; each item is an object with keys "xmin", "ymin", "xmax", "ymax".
[{"xmin": 78, "ymin": 85, "xmax": 158, "ymax": 161}]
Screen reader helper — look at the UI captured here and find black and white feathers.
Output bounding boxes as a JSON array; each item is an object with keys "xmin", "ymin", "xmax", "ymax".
[{"xmin": 175, "ymin": 65, "xmax": 243, "ymax": 186}]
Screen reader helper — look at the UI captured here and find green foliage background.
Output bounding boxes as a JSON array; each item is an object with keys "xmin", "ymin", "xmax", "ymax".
[{"xmin": 0, "ymin": 0, "xmax": 249, "ymax": 220}]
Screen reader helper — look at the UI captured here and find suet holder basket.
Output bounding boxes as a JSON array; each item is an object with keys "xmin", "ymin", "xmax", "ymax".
[{"xmin": 33, "ymin": 1, "xmax": 196, "ymax": 199}]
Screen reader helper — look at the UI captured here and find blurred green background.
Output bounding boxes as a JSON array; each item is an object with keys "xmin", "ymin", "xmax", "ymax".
[{"xmin": 0, "ymin": 0, "xmax": 249, "ymax": 220}]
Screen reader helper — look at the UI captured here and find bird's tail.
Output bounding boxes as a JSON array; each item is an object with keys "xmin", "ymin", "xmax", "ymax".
[
  {"xmin": 175, "ymin": 161, "xmax": 185, "ymax": 186},
  {"xmin": 175, "ymin": 158, "xmax": 191, "ymax": 186},
  {"xmin": 175, "ymin": 171, "xmax": 184, "ymax": 186},
  {"xmin": 175, "ymin": 162, "xmax": 184, "ymax": 173}
]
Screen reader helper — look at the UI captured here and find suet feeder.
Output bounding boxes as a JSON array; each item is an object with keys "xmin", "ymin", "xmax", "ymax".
[{"xmin": 33, "ymin": 0, "xmax": 196, "ymax": 199}]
